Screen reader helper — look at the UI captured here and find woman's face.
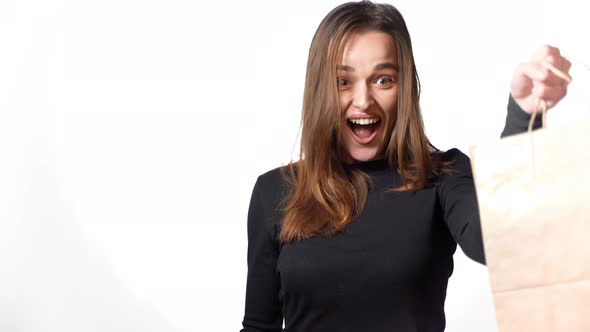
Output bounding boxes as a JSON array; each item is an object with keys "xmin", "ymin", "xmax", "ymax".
[{"xmin": 337, "ymin": 30, "xmax": 399, "ymax": 163}]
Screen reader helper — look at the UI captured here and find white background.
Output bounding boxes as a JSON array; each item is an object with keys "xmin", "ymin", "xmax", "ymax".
[{"xmin": 2, "ymin": 0, "xmax": 590, "ymax": 331}]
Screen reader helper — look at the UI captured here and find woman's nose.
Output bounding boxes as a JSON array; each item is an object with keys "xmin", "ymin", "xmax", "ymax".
[{"xmin": 351, "ymin": 82, "xmax": 373, "ymax": 110}]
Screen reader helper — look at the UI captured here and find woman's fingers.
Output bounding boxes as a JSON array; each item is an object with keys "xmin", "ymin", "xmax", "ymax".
[
  {"xmin": 531, "ymin": 81, "xmax": 568, "ymax": 108},
  {"xmin": 541, "ymin": 59, "xmax": 572, "ymax": 83},
  {"xmin": 518, "ymin": 61, "xmax": 570, "ymax": 87}
]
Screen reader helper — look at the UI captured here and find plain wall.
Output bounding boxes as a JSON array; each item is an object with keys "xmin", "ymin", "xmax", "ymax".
[{"xmin": 2, "ymin": 0, "xmax": 590, "ymax": 331}]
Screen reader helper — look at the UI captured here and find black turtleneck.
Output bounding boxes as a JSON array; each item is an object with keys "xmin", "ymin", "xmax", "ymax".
[{"xmin": 241, "ymin": 94, "xmax": 537, "ymax": 332}]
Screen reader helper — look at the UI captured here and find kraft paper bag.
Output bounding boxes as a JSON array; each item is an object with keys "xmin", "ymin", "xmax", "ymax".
[{"xmin": 469, "ymin": 113, "xmax": 590, "ymax": 332}]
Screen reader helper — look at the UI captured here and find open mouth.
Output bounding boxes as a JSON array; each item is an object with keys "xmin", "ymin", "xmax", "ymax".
[{"xmin": 347, "ymin": 117, "xmax": 381, "ymax": 144}]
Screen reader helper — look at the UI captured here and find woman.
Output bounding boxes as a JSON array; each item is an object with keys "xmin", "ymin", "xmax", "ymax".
[{"xmin": 241, "ymin": 1, "xmax": 571, "ymax": 331}]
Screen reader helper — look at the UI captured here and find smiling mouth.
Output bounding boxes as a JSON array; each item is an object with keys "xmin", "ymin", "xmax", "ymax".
[{"xmin": 347, "ymin": 117, "xmax": 381, "ymax": 142}]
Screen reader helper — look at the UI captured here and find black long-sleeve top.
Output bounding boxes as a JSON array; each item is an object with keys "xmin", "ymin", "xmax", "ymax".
[{"xmin": 241, "ymin": 95, "xmax": 536, "ymax": 332}]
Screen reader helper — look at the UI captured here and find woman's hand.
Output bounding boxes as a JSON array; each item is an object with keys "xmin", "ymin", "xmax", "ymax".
[{"xmin": 511, "ymin": 44, "xmax": 572, "ymax": 113}]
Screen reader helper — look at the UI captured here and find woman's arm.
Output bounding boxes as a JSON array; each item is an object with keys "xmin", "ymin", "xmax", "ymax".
[
  {"xmin": 448, "ymin": 45, "xmax": 571, "ymax": 264},
  {"xmin": 240, "ymin": 175, "xmax": 283, "ymax": 332},
  {"xmin": 438, "ymin": 148, "xmax": 486, "ymax": 265}
]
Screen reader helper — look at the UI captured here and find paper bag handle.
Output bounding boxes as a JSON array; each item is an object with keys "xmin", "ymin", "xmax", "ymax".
[{"xmin": 527, "ymin": 61, "xmax": 572, "ymax": 132}]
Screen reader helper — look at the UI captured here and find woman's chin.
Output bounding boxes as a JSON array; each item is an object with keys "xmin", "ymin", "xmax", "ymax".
[{"xmin": 347, "ymin": 148, "xmax": 380, "ymax": 163}]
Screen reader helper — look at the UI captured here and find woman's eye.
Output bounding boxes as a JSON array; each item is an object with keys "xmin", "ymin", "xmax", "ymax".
[
  {"xmin": 376, "ymin": 76, "xmax": 394, "ymax": 86},
  {"xmin": 337, "ymin": 78, "xmax": 350, "ymax": 89}
]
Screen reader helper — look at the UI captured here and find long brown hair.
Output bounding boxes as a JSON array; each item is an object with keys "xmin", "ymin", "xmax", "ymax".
[{"xmin": 280, "ymin": 1, "xmax": 448, "ymax": 244}]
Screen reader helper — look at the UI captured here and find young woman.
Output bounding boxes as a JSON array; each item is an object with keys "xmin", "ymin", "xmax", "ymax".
[{"xmin": 241, "ymin": 1, "xmax": 571, "ymax": 331}]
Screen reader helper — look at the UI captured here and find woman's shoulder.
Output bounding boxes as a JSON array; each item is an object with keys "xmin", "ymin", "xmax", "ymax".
[
  {"xmin": 430, "ymin": 148, "xmax": 470, "ymax": 168},
  {"xmin": 434, "ymin": 148, "xmax": 473, "ymax": 180},
  {"xmin": 257, "ymin": 166, "xmax": 284, "ymax": 185},
  {"xmin": 437, "ymin": 147, "xmax": 470, "ymax": 163},
  {"xmin": 254, "ymin": 163, "xmax": 297, "ymax": 201},
  {"xmin": 256, "ymin": 162, "xmax": 296, "ymax": 186}
]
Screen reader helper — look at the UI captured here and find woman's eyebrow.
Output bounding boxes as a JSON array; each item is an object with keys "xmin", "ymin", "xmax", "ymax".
[
  {"xmin": 336, "ymin": 62, "xmax": 398, "ymax": 72},
  {"xmin": 374, "ymin": 62, "xmax": 398, "ymax": 71},
  {"xmin": 337, "ymin": 65, "xmax": 355, "ymax": 72}
]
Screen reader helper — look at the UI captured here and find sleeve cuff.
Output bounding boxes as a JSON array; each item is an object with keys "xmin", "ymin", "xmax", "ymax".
[{"xmin": 501, "ymin": 94, "xmax": 542, "ymax": 138}]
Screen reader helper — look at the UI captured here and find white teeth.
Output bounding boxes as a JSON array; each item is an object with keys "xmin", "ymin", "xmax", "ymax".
[{"xmin": 349, "ymin": 118, "xmax": 380, "ymax": 125}]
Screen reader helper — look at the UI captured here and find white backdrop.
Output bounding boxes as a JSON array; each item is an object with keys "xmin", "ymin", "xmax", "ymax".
[{"xmin": 2, "ymin": 0, "xmax": 590, "ymax": 331}]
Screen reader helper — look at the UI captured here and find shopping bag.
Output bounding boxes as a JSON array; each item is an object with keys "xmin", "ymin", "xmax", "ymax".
[{"xmin": 469, "ymin": 103, "xmax": 590, "ymax": 331}]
